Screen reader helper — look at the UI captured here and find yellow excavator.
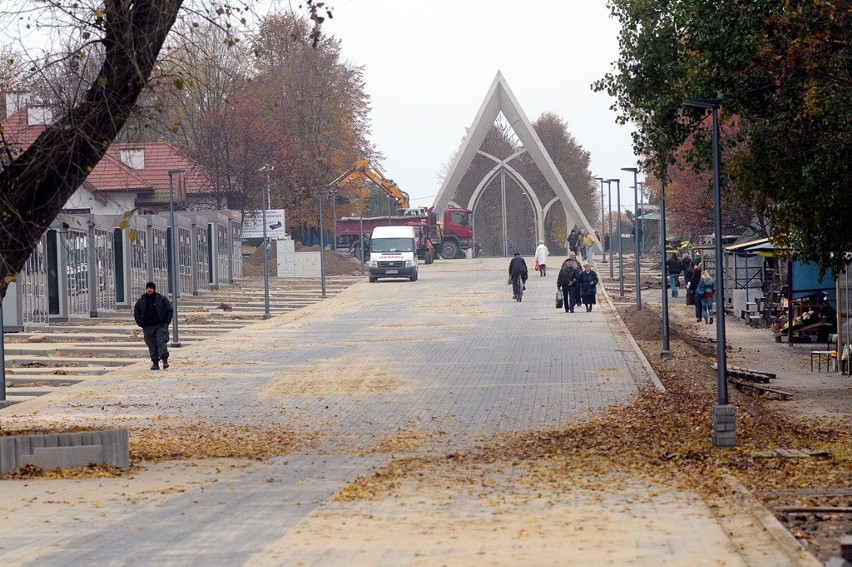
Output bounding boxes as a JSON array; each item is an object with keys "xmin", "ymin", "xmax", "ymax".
[{"xmin": 334, "ymin": 159, "xmax": 410, "ymax": 210}]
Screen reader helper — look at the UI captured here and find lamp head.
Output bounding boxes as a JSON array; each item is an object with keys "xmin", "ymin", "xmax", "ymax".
[{"xmin": 620, "ymin": 167, "xmax": 639, "ymax": 173}]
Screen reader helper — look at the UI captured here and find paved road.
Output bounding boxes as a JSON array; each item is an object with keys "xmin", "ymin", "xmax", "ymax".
[{"xmin": 0, "ymin": 258, "xmax": 814, "ymax": 566}]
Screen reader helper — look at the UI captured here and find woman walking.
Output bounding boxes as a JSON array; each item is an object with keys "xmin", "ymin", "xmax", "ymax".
[
  {"xmin": 535, "ymin": 240, "xmax": 550, "ymax": 276},
  {"xmin": 556, "ymin": 258, "xmax": 581, "ymax": 313},
  {"xmin": 696, "ymin": 272, "xmax": 716, "ymax": 324},
  {"xmin": 578, "ymin": 262, "xmax": 599, "ymax": 312},
  {"xmin": 688, "ymin": 262, "xmax": 703, "ymax": 322}
]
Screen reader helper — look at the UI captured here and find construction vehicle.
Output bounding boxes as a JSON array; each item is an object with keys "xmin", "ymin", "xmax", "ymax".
[
  {"xmin": 332, "ymin": 159, "xmax": 411, "ymax": 210},
  {"xmin": 330, "ymin": 161, "xmax": 476, "ymax": 261}
]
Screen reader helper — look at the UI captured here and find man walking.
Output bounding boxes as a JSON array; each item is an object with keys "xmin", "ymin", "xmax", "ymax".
[
  {"xmin": 666, "ymin": 252, "xmax": 682, "ymax": 298},
  {"xmin": 134, "ymin": 281, "xmax": 174, "ymax": 370}
]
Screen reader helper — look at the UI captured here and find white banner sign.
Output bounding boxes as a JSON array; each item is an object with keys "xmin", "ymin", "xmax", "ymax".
[{"xmin": 242, "ymin": 209, "xmax": 286, "ymax": 239}]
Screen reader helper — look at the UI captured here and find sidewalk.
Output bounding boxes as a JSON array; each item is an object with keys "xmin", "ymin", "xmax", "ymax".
[{"xmin": 0, "ymin": 258, "xmax": 819, "ymax": 565}]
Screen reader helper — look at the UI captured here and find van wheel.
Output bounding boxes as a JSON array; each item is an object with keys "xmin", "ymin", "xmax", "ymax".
[
  {"xmin": 369, "ymin": 277, "xmax": 377, "ymax": 283},
  {"xmin": 410, "ymin": 271, "xmax": 418, "ymax": 282}
]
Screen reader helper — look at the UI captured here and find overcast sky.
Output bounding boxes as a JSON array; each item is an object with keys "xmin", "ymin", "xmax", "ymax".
[{"xmin": 320, "ymin": 0, "xmax": 644, "ymax": 212}]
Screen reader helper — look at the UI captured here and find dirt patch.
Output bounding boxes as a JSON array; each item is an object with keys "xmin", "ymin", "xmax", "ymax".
[
  {"xmin": 243, "ymin": 242, "xmax": 362, "ymax": 277},
  {"xmin": 261, "ymin": 357, "xmax": 410, "ymax": 396}
]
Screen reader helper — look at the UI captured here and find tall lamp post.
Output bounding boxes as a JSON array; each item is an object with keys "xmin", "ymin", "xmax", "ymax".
[
  {"xmin": 167, "ymin": 169, "xmax": 185, "ymax": 348},
  {"xmin": 660, "ymin": 176, "xmax": 671, "ymax": 355},
  {"xmin": 594, "ymin": 177, "xmax": 607, "ymax": 263},
  {"xmin": 260, "ymin": 165, "xmax": 273, "ymax": 319},
  {"xmin": 605, "ymin": 180, "xmax": 614, "ymax": 278},
  {"xmin": 318, "ymin": 185, "xmax": 327, "ymax": 298},
  {"xmin": 622, "ymin": 167, "xmax": 642, "ymax": 310},
  {"xmin": 608, "ymin": 178, "xmax": 624, "ymax": 297},
  {"xmin": 638, "ymin": 181, "xmax": 645, "ymax": 255},
  {"xmin": 1, "ymin": 305, "xmax": 7, "ymax": 405},
  {"xmin": 683, "ymin": 97, "xmax": 733, "ymax": 448}
]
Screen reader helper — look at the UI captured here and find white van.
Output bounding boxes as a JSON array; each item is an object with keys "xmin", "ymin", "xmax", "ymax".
[{"xmin": 368, "ymin": 226, "xmax": 418, "ymax": 282}]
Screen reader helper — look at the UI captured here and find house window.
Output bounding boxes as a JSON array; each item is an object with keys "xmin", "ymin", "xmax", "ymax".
[{"xmin": 120, "ymin": 148, "xmax": 145, "ymax": 169}]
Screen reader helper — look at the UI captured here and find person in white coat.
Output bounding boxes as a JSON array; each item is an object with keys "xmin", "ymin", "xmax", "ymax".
[{"xmin": 534, "ymin": 240, "xmax": 550, "ymax": 276}]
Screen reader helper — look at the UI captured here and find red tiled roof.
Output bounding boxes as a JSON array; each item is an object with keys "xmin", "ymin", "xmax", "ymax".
[
  {"xmin": 2, "ymin": 106, "xmax": 214, "ymax": 203},
  {"xmin": 104, "ymin": 142, "xmax": 213, "ymax": 198},
  {"xmin": 1, "ymin": 105, "xmax": 45, "ymax": 155}
]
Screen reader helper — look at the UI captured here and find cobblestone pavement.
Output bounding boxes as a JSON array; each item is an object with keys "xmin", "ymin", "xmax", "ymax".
[{"xmin": 0, "ymin": 258, "xmax": 817, "ymax": 566}]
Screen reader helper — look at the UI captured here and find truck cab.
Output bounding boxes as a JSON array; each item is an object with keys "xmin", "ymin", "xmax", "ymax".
[{"xmin": 368, "ymin": 226, "xmax": 418, "ymax": 282}]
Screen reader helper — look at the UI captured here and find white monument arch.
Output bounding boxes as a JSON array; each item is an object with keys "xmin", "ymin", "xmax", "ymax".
[{"xmin": 433, "ymin": 71, "xmax": 601, "ymax": 252}]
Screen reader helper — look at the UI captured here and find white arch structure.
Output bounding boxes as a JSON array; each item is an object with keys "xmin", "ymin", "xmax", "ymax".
[{"xmin": 433, "ymin": 71, "xmax": 600, "ymax": 252}]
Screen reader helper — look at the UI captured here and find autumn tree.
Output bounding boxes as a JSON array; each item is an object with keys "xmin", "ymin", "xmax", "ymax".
[
  {"xmin": 530, "ymin": 112, "xmax": 597, "ymax": 241},
  {"xmin": 595, "ymin": 0, "xmax": 851, "ymax": 271},
  {"xmin": 245, "ymin": 12, "xmax": 373, "ymax": 238}
]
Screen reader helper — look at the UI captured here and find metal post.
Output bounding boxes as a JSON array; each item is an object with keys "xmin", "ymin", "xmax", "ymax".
[
  {"xmin": 359, "ymin": 212, "xmax": 365, "ymax": 275},
  {"xmin": 614, "ymin": 179, "xmax": 624, "ymax": 297},
  {"xmin": 595, "ymin": 177, "xmax": 607, "ymax": 263},
  {"xmin": 501, "ymin": 170, "xmax": 508, "ymax": 257},
  {"xmin": 1, "ymin": 303, "xmax": 7, "ymax": 404},
  {"xmin": 331, "ymin": 188, "xmax": 338, "ymax": 251},
  {"xmin": 684, "ymin": 97, "xmax": 733, "ymax": 447},
  {"xmin": 606, "ymin": 179, "xmax": 615, "ymax": 279},
  {"xmin": 260, "ymin": 165, "xmax": 273, "ymax": 319},
  {"xmin": 622, "ymin": 167, "xmax": 642, "ymax": 310},
  {"xmin": 167, "ymin": 169, "xmax": 184, "ymax": 347},
  {"xmin": 660, "ymin": 176, "xmax": 671, "ymax": 355},
  {"xmin": 709, "ymin": 104, "xmax": 728, "ymax": 405},
  {"xmin": 319, "ymin": 186, "xmax": 327, "ymax": 298},
  {"xmin": 638, "ymin": 181, "xmax": 645, "ymax": 256}
]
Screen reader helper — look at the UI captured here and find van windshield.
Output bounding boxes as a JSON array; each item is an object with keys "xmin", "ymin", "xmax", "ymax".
[{"xmin": 371, "ymin": 238, "xmax": 413, "ymax": 253}]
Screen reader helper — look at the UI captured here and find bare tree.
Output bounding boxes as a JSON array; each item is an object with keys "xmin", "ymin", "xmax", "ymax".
[{"xmin": 0, "ymin": 1, "xmax": 330, "ymax": 299}]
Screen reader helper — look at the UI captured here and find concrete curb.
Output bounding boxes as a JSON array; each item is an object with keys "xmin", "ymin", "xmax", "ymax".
[
  {"xmin": 600, "ymin": 286, "xmax": 667, "ymax": 392},
  {"xmin": 723, "ymin": 474, "xmax": 823, "ymax": 566}
]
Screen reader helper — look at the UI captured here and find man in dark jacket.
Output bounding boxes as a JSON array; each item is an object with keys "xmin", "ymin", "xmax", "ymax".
[
  {"xmin": 666, "ymin": 253, "xmax": 682, "ymax": 298},
  {"xmin": 508, "ymin": 252, "xmax": 528, "ymax": 300},
  {"xmin": 134, "ymin": 281, "xmax": 174, "ymax": 370},
  {"xmin": 556, "ymin": 258, "xmax": 581, "ymax": 313}
]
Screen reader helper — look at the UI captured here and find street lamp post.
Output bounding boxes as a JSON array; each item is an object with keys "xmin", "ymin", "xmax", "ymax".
[
  {"xmin": 622, "ymin": 167, "xmax": 642, "ymax": 310},
  {"xmin": 638, "ymin": 180, "xmax": 645, "ymax": 255},
  {"xmin": 660, "ymin": 176, "xmax": 671, "ymax": 355},
  {"xmin": 260, "ymin": 165, "xmax": 273, "ymax": 319},
  {"xmin": 0, "ymin": 305, "xmax": 7, "ymax": 405},
  {"xmin": 318, "ymin": 186, "xmax": 327, "ymax": 298},
  {"xmin": 167, "ymin": 169, "xmax": 185, "ymax": 348},
  {"xmin": 594, "ymin": 177, "xmax": 607, "ymax": 263},
  {"xmin": 608, "ymin": 178, "xmax": 624, "ymax": 297},
  {"xmin": 605, "ymin": 180, "xmax": 614, "ymax": 279},
  {"xmin": 683, "ymin": 97, "xmax": 733, "ymax": 448},
  {"xmin": 501, "ymin": 170, "xmax": 508, "ymax": 257}
]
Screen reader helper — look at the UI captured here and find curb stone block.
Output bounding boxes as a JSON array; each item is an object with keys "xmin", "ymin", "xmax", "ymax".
[{"xmin": 0, "ymin": 429, "xmax": 129, "ymax": 473}]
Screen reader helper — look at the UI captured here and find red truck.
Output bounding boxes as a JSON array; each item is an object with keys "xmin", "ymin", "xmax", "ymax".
[{"xmin": 335, "ymin": 205, "xmax": 475, "ymax": 262}]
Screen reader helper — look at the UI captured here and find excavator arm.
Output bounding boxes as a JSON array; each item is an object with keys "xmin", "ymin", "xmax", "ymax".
[{"xmin": 334, "ymin": 159, "xmax": 410, "ymax": 209}]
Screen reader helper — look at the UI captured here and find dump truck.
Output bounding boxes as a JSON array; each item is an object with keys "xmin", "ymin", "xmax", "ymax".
[{"xmin": 329, "ymin": 160, "xmax": 475, "ymax": 261}]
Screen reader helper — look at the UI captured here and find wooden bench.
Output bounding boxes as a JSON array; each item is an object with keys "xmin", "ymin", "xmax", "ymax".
[
  {"xmin": 729, "ymin": 379, "xmax": 793, "ymax": 400},
  {"xmin": 713, "ymin": 363, "xmax": 776, "ymax": 383}
]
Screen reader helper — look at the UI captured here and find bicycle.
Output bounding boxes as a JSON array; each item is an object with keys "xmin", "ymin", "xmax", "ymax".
[{"xmin": 512, "ymin": 273, "xmax": 526, "ymax": 302}]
